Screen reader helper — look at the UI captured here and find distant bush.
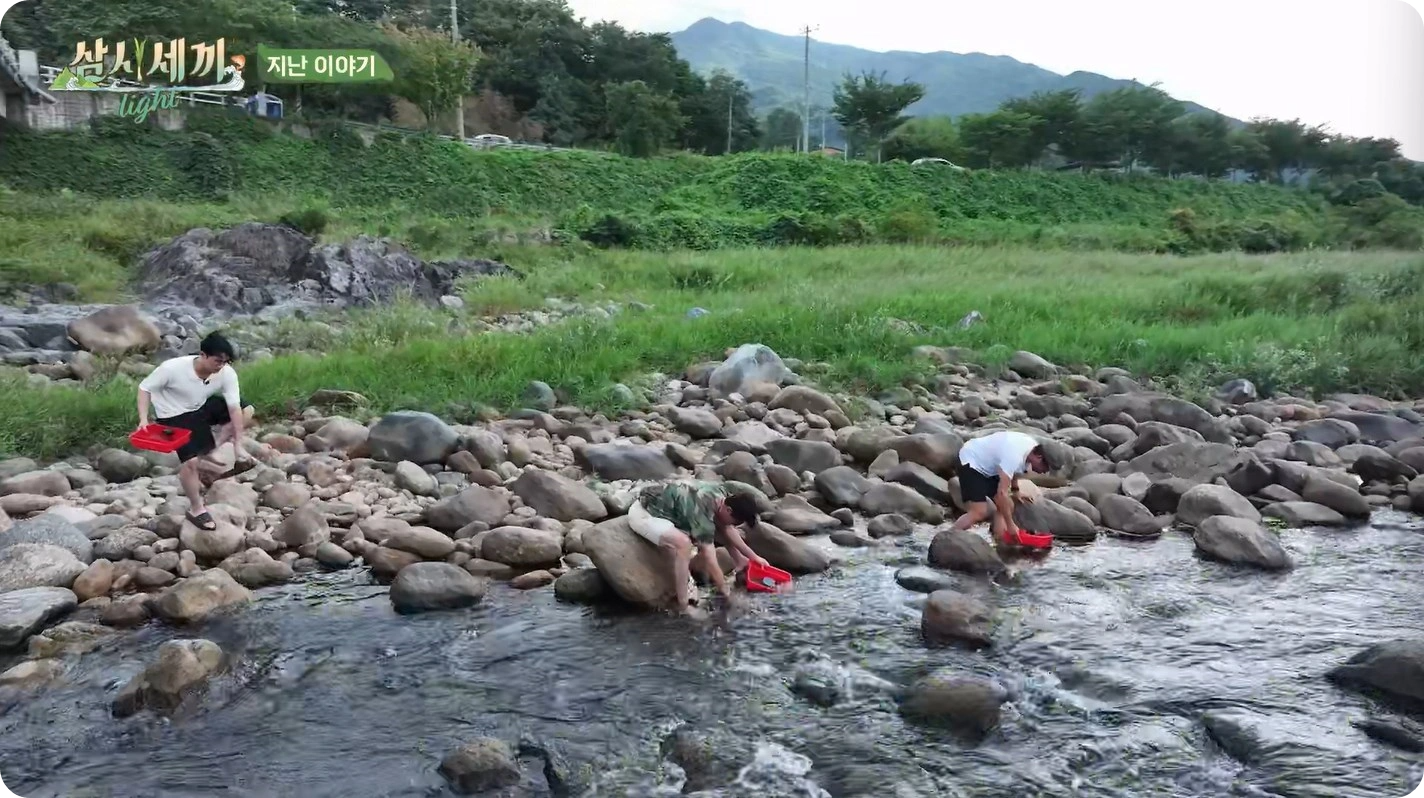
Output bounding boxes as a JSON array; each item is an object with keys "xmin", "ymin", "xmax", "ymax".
[
  {"xmin": 279, "ymin": 204, "xmax": 331, "ymax": 237},
  {"xmin": 579, "ymin": 214, "xmax": 640, "ymax": 248},
  {"xmin": 878, "ymin": 205, "xmax": 940, "ymax": 243}
]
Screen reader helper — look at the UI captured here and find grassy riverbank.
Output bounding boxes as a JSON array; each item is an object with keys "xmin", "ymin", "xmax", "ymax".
[
  {"xmin": 3, "ymin": 244, "xmax": 1422, "ymax": 460},
  {"xmin": 5, "ymin": 116, "xmax": 1408, "ymax": 303}
]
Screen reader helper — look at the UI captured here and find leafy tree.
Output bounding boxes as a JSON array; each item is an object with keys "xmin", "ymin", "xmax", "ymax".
[
  {"xmin": 883, "ymin": 117, "xmax": 960, "ymax": 162},
  {"xmin": 1078, "ymin": 85, "xmax": 1183, "ymax": 171},
  {"xmin": 604, "ymin": 79, "xmax": 684, "ymax": 157},
  {"xmin": 831, "ymin": 71, "xmax": 925, "ymax": 162},
  {"xmin": 383, "ymin": 22, "xmax": 480, "ymax": 129},
  {"xmin": 680, "ymin": 69, "xmax": 759, "ymax": 154},
  {"xmin": 1162, "ymin": 112, "xmax": 1233, "ymax": 177},
  {"xmin": 1000, "ymin": 89, "xmax": 1081, "ymax": 162},
  {"xmin": 1244, "ymin": 118, "xmax": 1329, "ymax": 183},
  {"xmin": 761, "ymin": 108, "xmax": 803, "ymax": 151},
  {"xmin": 957, "ymin": 110, "xmax": 1039, "ymax": 168}
]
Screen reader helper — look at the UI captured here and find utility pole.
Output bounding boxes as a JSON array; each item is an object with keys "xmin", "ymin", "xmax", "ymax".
[
  {"xmin": 451, "ymin": 0, "xmax": 465, "ymax": 141},
  {"xmin": 799, "ymin": 24, "xmax": 817, "ymax": 153}
]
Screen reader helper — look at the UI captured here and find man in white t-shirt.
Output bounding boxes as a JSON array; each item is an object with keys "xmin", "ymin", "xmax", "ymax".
[
  {"xmin": 952, "ymin": 430, "xmax": 1049, "ymax": 547},
  {"xmin": 137, "ymin": 332, "xmax": 255, "ymax": 532}
]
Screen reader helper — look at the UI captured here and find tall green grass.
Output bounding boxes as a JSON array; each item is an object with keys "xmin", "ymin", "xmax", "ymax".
[{"xmin": 3, "ymin": 245, "xmax": 1422, "ymax": 460}]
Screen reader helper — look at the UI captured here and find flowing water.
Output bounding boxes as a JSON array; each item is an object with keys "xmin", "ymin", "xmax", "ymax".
[{"xmin": 1, "ymin": 514, "xmax": 1422, "ymax": 798}]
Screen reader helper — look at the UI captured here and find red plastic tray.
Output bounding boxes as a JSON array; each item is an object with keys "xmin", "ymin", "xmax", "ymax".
[
  {"xmin": 129, "ymin": 424, "xmax": 191, "ymax": 453},
  {"xmin": 745, "ymin": 560, "xmax": 792, "ymax": 593},
  {"xmin": 1013, "ymin": 529, "xmax": 1054, "ymax": 549}
]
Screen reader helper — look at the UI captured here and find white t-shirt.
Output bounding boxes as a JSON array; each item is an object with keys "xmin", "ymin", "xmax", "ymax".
[
  {"xmin": 139, "ymin": 356, "xmax": 241, "ymax": 419},
  {"xmin": 959, "ymin": 431, "xmax": 1039, "ymax": 478}
]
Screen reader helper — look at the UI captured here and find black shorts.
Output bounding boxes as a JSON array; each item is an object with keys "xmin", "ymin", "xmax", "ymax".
[
  {"xmin": 956, "ymin": 461, "xmax": 1000, "ymax": 505},
  {"xmin": 157, "ymin": 396, "xmax": 237, "ymax": 462}
]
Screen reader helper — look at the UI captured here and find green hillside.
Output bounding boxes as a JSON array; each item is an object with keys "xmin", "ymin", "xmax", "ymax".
[{"xmin": 669, "ymin": 18, "xmax": 1230, "ymax": 124}]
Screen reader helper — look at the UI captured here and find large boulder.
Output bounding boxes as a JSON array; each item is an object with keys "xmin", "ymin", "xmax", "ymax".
[
  {"xmin": 1327, "ymin": 639, "xmax": 1424, "ymax": 711},
  {"xmin": 1326, "ymin": 411, "xmax": 1422, "ymax": 445},
  {"xmin": 1193, "ymin": 516, "xmax": 1292, "ymax": 570},
  {"xmin": 66, "ymin": 305, "xmax": 161, "ymax": 355},
  {"xmin": 897, "ymin": 673, "xmax": 1006, "ymax": 742},
  {"xmin": 886, "ymin": 433, "xmax": 963, "ymax": 474},
  {"xmin": 744, "ymin": 522, "xmax": 831, "ymax": 574},
  {"xmin": 1012, "ymin": 499, "xmax": 1098, "ymax": 541},
  {"xmin": 179, "ymin": 513, "xmax": 247, "ymax": 563},
  {"xmin": 425, "ymin": 486, "xmax": 511, "ymax": 533},
  {"xmin": 553, "ymin": 568, "xmax": 610, "ymax": 604},
  {"xmin": 768, "ymin": 385, "xmax": 842, "ymax": 418},
  {"xmin": 218, "ymin": 549, "xmax": 295, "ymax": 588},
  {"xmin": 479, "ymin": 527, "xmax": 563, "ymax": 567},
  {"xmin": 1096, "ymin": 494, "xmax": 1163, "ymax": 536},
  {"xmin": 389, "ymin": 562, "xmax": 488, "ymax": 614},
  {"xmin": 511, "ymin": 470, "xmax": 607, "ymax": 522},
  {"xmin": 94, "ymin": 448, "xmax": 150, "ymax": 483},
  {"xmin": 381, "ymin": 525, "xmax": 457, "ymax": 560},
  {"xmin": 708, "ymin": 344, "xmax": 792, "ymax": 397},
  {"xmin": 0, "ymin": 514, "xmax": 92, "ymax": 563},
  {"xmin": 927, "ymin": 529, "xmax": 1005, "ymax": 576},
  {"xmin": 1007, "ymin": 350, "xmax": 1055, "ymax": 379},
  {"xmin": 1261, "ymin": 501, "xmax": 1350, "ymax": 528},
  {"xmin": 1292, "ymin": 418, "xmax": 1359, "ymax": 449},
  {"xmin": 1300, "ymin": 475, "xmax": 1371, "ymax": 519},
  {"xmin": 574, "ymin": 444, "xmax": 676, "ymax": 482},
  {"xmin": 1176, "ymin": 484, "xmax": 1260, "ymax": 527},
  {"xmin": 767, "ymin": 497, "xmax": 839, "ymax": 535},
  {"xmin": 813, "ymin": 466, "xmax": 871, "ymax": 507},
  {"xmin": 438, "ymin": 738, "xmax": 521, "ymax": 795},
  {"xmin": 886, "ymin": 462, "xmax": 953, "ymax": 504},
  {"xmin": 583, "ymin": 518, "xmax": 678, "ymax": 609},
  {"xmin": 669, "ymin": 407, "xmax": 723, "ymax": 439},
  {"xmin": 367, "ymin": 411, "xmax": 457, "ymax": 464},
  {"xmin": 0, "ymin": 470, "xmax": 70, "ymax": 498},
  {"xmin": 152, "ymin": 568, "xmax": 252, "ymax": 623},
  {"xmin": 1123, "ymin": 442, "xmax": 1236, "ymax": 485},
  {"xmin": 273, "ymin": 502, "xmax": 331, "ymax": 548},
  {"xmin": 921, "ymin": 590, "xmax": 993, "ymax": 648},
  {"xmin": 765, "ymin": 439, "xmax": 842, "ymax": 475},
  {"xmin": 1351, "ymin": 449, "xmax": 1417, "ymax": 483},
  {"xmin": 0, "ymin": 544, "xmax": 86, "ymax": 592},
  {"xmin": 860, "ymin": 483, "xmax": 943, "ymax": 523},
  {"xmin": 0, "ymin": 587, "xmax": 76, "ymax": 650},
  {"xmin": 112, "ymin": 638, "xmax": 224, "ymax": 718}
]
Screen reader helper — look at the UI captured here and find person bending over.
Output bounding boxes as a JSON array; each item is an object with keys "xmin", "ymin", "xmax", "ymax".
[
  {"xmin": 136, "ymin": 332, "xmax": 256, "ymax": 531},
  {"xmin": 952, "ymin": 430, "xmax": 1050, "ymax": 547},
  {"xmin": 627, "ymin": 480, "xmax": 767, "ymax": 617}
]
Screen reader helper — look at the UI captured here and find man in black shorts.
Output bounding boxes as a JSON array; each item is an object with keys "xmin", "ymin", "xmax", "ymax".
[
  {"xmin": 136, "ymin": 332, "xmax": 256, "ymax": 531},
  {"xmin": 952, "ymin": 430, "xmax": 1049, "ymax": 547}
]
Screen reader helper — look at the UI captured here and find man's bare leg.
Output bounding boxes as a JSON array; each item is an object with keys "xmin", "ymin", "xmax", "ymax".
[
  {"xmin": 953, "ymin": 503, "xmax": 991, "ymax": 531},
  {"xmin": 659, "ymin": 532, "xmax": 695, "ymax": 612},
  {"xmin": 179, "ymin": 459, "xmax": 209, "ymax": 520}
]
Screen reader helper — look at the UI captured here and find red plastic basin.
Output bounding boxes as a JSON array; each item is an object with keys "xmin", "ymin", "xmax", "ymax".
[
  {"xmin": 745, "ymin": 560, "xmax": 792, "ymax": 593},
  {"xmin": 1013, "ymin": 530, "xmax": 1054, "ymax": 549},
  {"xmin": 129, "ymin": 424, "xmax": 191, "ymax": 453}
]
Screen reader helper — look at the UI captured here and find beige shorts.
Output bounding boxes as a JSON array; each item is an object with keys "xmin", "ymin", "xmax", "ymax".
[{"xmin": 628, "ymin": 500, "xmax": 681, "ymax": 546}]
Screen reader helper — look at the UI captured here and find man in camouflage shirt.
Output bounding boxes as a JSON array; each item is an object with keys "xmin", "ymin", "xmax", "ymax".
[{"xmin": 627, "ymin": 480, "xmax": 767, "ymax": 617}]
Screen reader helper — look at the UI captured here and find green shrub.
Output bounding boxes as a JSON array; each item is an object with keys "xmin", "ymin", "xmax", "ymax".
[
  {"xmin": 580, "ymin": 214, "xmax": 640, "ymax": 248},
  {"xmin": 278, "ymin": 204, "xmax": 331, "ymax": 237},
  {"xmin": 878, "ymin": 205, "xmax": 940, "ymax": 243}
]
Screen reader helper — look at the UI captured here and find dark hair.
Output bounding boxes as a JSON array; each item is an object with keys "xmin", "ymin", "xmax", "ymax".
[
  {"xmin": 200, "ymin": 331, "xmax": 237, "ymax": 361},
  {"xmin": 723, "ymin": 492, "xmax": 760, "ymax": 526}
]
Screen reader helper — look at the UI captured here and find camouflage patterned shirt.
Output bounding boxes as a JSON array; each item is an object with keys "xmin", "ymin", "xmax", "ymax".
[{"xmin": 637, "ymin": 480, "xmax": 728, "ymax": 545}]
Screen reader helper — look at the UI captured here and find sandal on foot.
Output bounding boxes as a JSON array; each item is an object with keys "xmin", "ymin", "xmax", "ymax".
[{"xmin": 186, "ymin": 511, "xmax": 216, "ymax": 531}]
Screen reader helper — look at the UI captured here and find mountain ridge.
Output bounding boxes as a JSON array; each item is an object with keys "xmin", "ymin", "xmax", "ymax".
[{"xmin": 670, "ymin": 18, "xmax": 1234, "ymax": 132}]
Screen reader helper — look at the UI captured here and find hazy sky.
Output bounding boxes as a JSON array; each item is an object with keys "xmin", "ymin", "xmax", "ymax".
[{"xmin": 565, "ymin": 0, "xmax": 1424, "ymax": 159}]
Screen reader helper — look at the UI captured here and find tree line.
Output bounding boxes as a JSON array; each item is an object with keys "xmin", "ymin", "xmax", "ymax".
[
  {"xmin": 1, "ymin": 0, "xmax": 763, "ymax": 157},
  {"xmin": 4, "ymin": 0, "xmax": 1418, "ymax": 202},
  {"xmin": 772, "ymin": 72, "xmax": 1421, "ymax": 203}
]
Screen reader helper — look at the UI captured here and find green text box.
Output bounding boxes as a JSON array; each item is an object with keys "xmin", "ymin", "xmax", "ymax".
[{"xmin": 258, "ymin": 45, "xmax": 394, "ymax": 83}]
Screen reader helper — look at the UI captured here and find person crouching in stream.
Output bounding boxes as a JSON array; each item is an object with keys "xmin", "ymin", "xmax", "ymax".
[
  {"xmin": 951, "ymin": 430, "xmax": 1051, "ymax": 549},
  {"xmin": 626, "ymin": 480, "xmax": 768, "ymax": 619}
]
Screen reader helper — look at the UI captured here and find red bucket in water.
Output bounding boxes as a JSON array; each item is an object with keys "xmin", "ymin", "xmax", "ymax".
[
  {"xmin": 1013, "ymin": 529, "xmax": 1054, "ymax": 550},
  {"xmin": 129, "ymin": 424, "xmax": 191, "ymax": 453},
  {"xmin": 745, "ymin": 560, "xmax": 792, "ymax": 593}
]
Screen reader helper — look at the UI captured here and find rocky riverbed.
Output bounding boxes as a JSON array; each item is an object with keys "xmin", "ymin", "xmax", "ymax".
[{"xmin": 0, "ymin": 342, "xmax": 1422, "ymax": 796}]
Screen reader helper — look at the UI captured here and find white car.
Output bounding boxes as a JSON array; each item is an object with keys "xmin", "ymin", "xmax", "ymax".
[
  {"xmin": 912, "ymin": 157, "xmax": 966, "ymax": 170},
  {"xmin": 470, "ymin": 133, "xmax": 512, "ymax": 148}
]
